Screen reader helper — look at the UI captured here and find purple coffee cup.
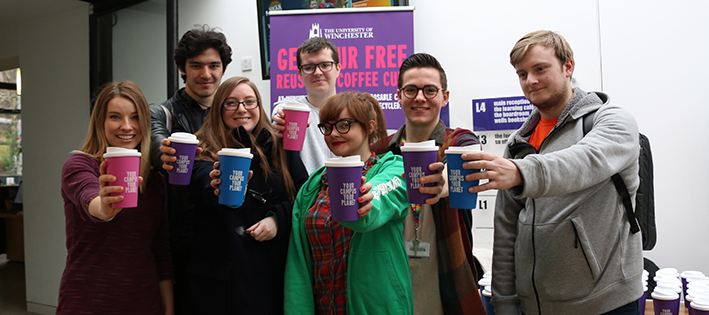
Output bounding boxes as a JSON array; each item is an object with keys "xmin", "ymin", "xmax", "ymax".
[
  {"xmin": 652, "ymin": 289, "xmax": 680, "ymax": 315},
  {"xmin": 168, "ymin": 132, "xmax": 199, "ymax": 185},
  {"xmin": 326, "ymin": 156, "xmax": 364, "ymax": 222},
  {"xmin": 218, "ymin": 148, "xmax": 253, "ymax": 207},
  {"xmin": 401, "ymin": 140, "xmax": 439, "ymax": 204},
  {"xmin": 103, "ymin": 147, "xmax": 141, "ymax": 209},
  {"xmin": 691, "ymin": 296, "xmax": 709, "ymax": 315}
]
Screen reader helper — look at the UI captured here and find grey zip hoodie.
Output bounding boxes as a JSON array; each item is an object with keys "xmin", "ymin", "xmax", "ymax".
[{"xmin": 491, "ymin": 88, "xmax": 643, "ymax": 314}]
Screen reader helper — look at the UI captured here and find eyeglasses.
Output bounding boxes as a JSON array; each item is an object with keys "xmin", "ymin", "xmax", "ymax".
[
  {"xmin": 317, "ymin": 118, "xmax": 357, "ymax": 136},
  {"xmin": 223, "ymin": 99, "xmax": 260, "ymax": 111},
  {"xmin": 299, "ymin": 61, "xmax": 336, "ymax": 74},
  {"xmin": 400, "ymin": 85, "xmax": 441, "ymax": 99}
]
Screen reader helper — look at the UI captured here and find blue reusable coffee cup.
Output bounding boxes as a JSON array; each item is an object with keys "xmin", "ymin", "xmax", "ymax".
[
  {"xmin": 218, "ymin": 148, "xmax": 253, "ymax": 207},
  {"xmin": 445, "ymin": 145, "xmax": 482, "ymax": 209}
]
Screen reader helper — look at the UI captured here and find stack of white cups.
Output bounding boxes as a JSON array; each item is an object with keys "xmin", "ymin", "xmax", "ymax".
[
  {"xmin": 653, "ymin": 268, "xmax": 682, "ymax": 315},
  {"xmin": 478, "ymin": 272, "xmax": 493, "ymax": 314},
  {"xmin": 686, "ymin": 273, "xmax": 709, "ymax": 315},
  {"xmin": 640, "ymin": 270, "xmax": 649, "ymax": 315}
]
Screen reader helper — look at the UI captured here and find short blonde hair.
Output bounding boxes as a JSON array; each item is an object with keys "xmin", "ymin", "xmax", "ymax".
[{"xmin": 510, "ymin": 30, "xmax": 574, "ymax": 67}]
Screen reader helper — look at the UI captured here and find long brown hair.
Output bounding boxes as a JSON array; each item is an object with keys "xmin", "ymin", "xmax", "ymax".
[
  {"xmin": 195, "ymin": 77, "xmax": 297, "ymax": 200},
  {"xmin": 76, "ymin": 81, "xmax": 151, "ymax": 190}
]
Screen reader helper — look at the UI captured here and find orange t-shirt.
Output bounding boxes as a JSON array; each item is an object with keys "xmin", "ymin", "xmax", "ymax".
[{"xmin": 529, "ymin": 117, "xmax": 558, "ymax": 150}]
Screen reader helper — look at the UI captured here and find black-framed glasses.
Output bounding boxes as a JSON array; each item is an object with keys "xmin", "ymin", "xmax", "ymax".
[
  {"xmin": 317, "ymin": 118, "xmax": 357, "ymax": 136},
  {"xmin": 299, "ymin": 61, "xmax": 336, "ymax": 74},
  {"xmin": 223, "ymin": 99, "xmax": 260, "ymax": 111},
  {"xmin": 400, "ymin": 85, "xmax": 441, "ymax": 99}
]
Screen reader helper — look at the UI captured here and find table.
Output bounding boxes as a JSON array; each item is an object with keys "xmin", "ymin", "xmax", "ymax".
[{"xmin": 645, "ymin": 299, "xmax": 689, "ymax": 315}]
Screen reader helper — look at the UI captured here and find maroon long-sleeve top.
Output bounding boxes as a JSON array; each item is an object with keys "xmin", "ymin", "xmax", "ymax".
[{"xmin": 57, "ymin": 153, "xmax": 173, "ymax": 315}]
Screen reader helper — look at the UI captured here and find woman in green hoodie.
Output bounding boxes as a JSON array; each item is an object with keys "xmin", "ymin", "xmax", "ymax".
[{"xmin": 284, "ymin": 91, "xmax": 413, "ymax": 315}]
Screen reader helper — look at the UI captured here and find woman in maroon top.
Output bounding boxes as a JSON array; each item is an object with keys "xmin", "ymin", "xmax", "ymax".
[{"xmin": 58, "ymin": 81, "xmax": 174, "ymax": 315}]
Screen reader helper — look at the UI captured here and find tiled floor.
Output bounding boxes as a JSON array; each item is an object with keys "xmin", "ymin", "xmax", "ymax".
[{"xmin": 0, "ymin": 254, "xmax": 28, "ymax": 315}]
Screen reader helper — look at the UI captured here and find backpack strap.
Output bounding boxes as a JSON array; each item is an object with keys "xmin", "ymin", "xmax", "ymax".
[{"xmin": 582, "ymin": 109, "xmax": 641, "ymax": 234}]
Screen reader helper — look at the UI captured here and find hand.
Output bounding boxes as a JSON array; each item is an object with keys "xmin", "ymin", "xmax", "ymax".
[
  {"xmin": 420, "ymin": 162, "xmax": 446, "ymax": 205},
  {"xmin": 94, "ymin": 161, "xmax": 143, "ymax": 220},
  {"xmin": 211, "ymin": 161, "xmax": 253, "ymax": 197},
  {"xmin": 247, "ymin": 216, "xmax": 277, "ymax": 241},
  {"xmin": 160, "ymin": 138, "xmax": 202, "ymax": 171},
  {"xmin": 461, "ymin": 151, "xmax": 522, "ymax": 193},
  {"xmin": 272, "ymin": 108, "xmax": 286, "ymax": 139},
  {"xmin": 357, "ymin": 176, "xmax": 374, "ymax": 217}
]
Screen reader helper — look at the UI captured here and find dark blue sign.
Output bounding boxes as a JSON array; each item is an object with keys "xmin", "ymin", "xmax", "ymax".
[{"xmin": 472, "ymin": 96, "xmax": 534, "ymax": 131}]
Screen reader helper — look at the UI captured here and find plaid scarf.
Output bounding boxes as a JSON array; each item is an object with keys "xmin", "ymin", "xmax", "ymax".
[{"xmin": 383, "ymin": 121, "xmax": 486, "ymax": 315}]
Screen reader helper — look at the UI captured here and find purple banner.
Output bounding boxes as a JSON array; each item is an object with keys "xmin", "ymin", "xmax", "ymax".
[
  {"xmin": 472, "ymin": 96, "xmax": 534, "ymax": 131},
  {"xmin": 269, "ymin": 8, "xmax": 415, "ymax": 130}
]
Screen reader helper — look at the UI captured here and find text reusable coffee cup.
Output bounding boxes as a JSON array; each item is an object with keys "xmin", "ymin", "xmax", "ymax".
[
  {"xmin": 401, "ymin": 140, "xmax": 439, "ymax": 204},
  {"xmin": 325, "ymin": 155, "xmax": 364, "ymax": 222},
  {"xmin": 445, "ymin": 144, "xmax": 482, "ymax": 209},
  {"xmin": 281, "ymin": 102, "xmax": 310, "ymax": 151},
  {"xmin": 168, "ymin": 132, "xmax": 199, "ymax": 185},
  {"xmin": 652, "ymin": 288, "xmax": 680, "ymax": 315},
  {"xmin": 218, "ymin": 148, "xmax": 253, "ymax": 207},
  {"xmin": 103, "ymin": 147, "xmax": 141, "ymax": 208}
]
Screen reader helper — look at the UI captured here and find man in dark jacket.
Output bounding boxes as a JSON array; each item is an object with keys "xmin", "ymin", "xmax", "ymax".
[{"xmin": 149, "ymin": 25, "xmax": 232, "ymax": 314}]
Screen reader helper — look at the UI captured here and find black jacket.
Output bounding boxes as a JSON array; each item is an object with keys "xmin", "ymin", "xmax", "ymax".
[{"xmin": 185, "ymin": 127, "xmax": 308, "ymax": 314}]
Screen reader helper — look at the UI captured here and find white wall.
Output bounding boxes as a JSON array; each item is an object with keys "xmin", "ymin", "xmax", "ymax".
[
  {"xmin": 599, "ymin": 0, "xmax": 709, "ymax": 273},
  {"xmin": 18, "ymin": 4, "xmax": 90, "ymax": 314}
]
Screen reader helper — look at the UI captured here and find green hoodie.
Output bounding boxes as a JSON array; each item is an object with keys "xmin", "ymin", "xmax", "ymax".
[{"xmin": 284, "ymin": 151, "xmax": 413, "ymax": 315}]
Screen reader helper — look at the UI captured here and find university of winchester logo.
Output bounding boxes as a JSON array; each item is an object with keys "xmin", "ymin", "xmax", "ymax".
[{"xmin": 309, "ymin": 23, "xmax": 322, "ymax": 38}]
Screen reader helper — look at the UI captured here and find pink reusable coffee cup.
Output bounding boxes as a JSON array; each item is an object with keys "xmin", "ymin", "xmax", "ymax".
[
  {"xmin": 326, "ymin": 156, "xmax": 364, "ymax": 222},
  {"xmin": 168, "ymin": 132, "xmax": 199, "ymax": 185},
  {"xmin": 401, "ymin": 140, "xmax": 439, "ymax": 204},
  {"xmin": 281, "ymin": 102, "xmax": 310, "ymax": 151},
  {"xmin": 103, "ymin": 147, "xmax": 141, "ymax": 208}
]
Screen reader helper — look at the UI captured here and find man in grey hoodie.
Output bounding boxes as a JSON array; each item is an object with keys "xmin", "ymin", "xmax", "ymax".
[{"xmin": 462, "ymin": 30, "xmax": 643, "ymax": 314}]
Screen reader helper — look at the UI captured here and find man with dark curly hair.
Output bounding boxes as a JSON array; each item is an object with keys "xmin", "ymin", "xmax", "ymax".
[{"xmin": 149, "ymin": 25, "xmax": 232, "ymax": 315}]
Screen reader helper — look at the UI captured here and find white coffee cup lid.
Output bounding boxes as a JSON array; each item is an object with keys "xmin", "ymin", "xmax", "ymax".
[
  {"xmin": 689, "ymin": 278, "xmax": 709, "ymax": 288},
  {"xmin": 217, "ymin": 148, "xmax": 253, "ymax": 159},
  {"xmin": 444, "ymin": 144, "xmax": 482, "ymax": 155},
  {"xmin": 655, "ymin": 283, "xmax": 682, "ymax": 293},
  {"xmin": 168, "ymin": 132, "xmax": 199, "ymax": 144},
  {"xmin": 682, "ymin": 270, "xmax": 705, "ymax": 278},
  {"xmin": 477, "ymin": 277, "xmax": 491, "ymax": 287},
  {"xmin": 325, "ymin": 155, "xmax": 364, "ymax": 167},
  {"xmin": 688, "ymin": 285, "xmax": 709, "ymax": 296},
  {"xmin": 692, "ymin": 297, "xmax": 709, "ymax": 311},
  {"xmin": 401, "ymin": 140, "xmax": 438, "ymax": 152},
  {"xmin": 482, "ymin": 285, "xmax": 492, "ymax": 297},
  {"xmin": 657, "ymin": 268, "xmax": 679, "ymax": 277},
  {"xmin": 655, "ymin": 275, "xmax": 682, "ymax": 284},
  {"xmin": 281, "ymin": 102, "xmax": 310, "ymax": 112},
  {"xmin": 103, "ymin": 147, "xmax": 141, "ymax": 158},
  {"xmin": 651, "ymin": 288, "xmax": 679, "ymax": 300}
]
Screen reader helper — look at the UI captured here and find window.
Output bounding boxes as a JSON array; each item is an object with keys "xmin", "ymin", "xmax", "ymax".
[{"xmin": 0, "ymin": 68, "xmax": 22, "ymax": 182}]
